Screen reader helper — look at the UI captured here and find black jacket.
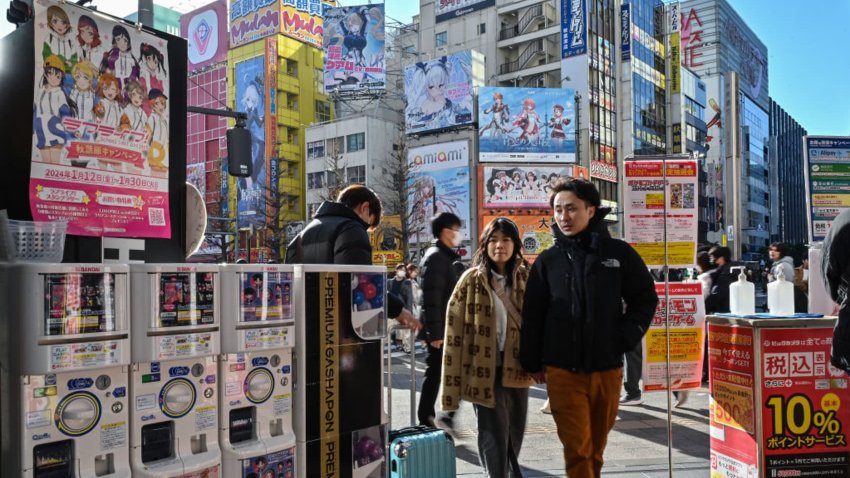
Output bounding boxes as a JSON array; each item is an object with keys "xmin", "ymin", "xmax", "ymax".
[
  {"xmin": 825, "ymin": 209, "xmax": 850, "ymax": 371},
  {"xmin": 706, "ymin": 262, "xmax": 737, "ymax": 314},
  {"xmin": 285, "ymin": 201, "xmax": 404, "ymax": 317},
  {"xmin": 520, "ymin": 212, "xmax": 658, "ymax": 374},
  {"xmin": 419, "ymin": 239, "xmax": 461, "ymax": 342}
]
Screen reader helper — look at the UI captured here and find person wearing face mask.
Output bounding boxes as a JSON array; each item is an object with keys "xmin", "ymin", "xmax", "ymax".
[
  {"xmin": 520, "ymin": 178, "xmax": 657, "ymax": 478},
  {"xmin": 417, "ymin": 212, "xmax": 464, "ymax": 431},
  {"xmin": 285, "ymin": 184, "xmax": 421, "ymax": 332},
  {"xmin": 389, "ymin": 264, "xmax": 408, "ymax": 298}
]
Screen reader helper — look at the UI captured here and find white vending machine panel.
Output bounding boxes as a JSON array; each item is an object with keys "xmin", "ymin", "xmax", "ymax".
[
  {"xmin": 1, "ymin": 264, "xmax": 132, "ymax": 478},
  {"xmin": 219, "ymin": 265, "xmax": 296, "ymax": 478}
]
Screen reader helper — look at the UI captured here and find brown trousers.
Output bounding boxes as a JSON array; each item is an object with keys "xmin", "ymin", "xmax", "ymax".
[{"xmin": 546, "ymin": 366, "xmax": 622, "ymax": 478}]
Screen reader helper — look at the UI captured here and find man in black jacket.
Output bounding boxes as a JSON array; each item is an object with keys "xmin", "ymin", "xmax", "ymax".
[
  {"xmin": 520, "ymin": 178, "xmax": 657, "ymax": 478},
  {"xmin": 706, "ymin": 246, "xmax": 735, "ymax": 314},
  {"xmin": 826, "ymin": 209, "xmax": 850, "ymax": 372},
  {"xmin": 417, "ymin": 212, "xmax": 463, "ymax": 429},
  {"xmin": 285, "ymin": 184, "xmax": 420, "ymax": 330}
]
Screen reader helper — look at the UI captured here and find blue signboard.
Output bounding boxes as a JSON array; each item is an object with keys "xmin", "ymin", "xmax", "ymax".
[
  {"xmin": 561, "ymin": 0, "xmax": 587, "ymax": 58},
  {"xmin": 621, "ymin": 4, "xmax": 631, "ymax": 61}
]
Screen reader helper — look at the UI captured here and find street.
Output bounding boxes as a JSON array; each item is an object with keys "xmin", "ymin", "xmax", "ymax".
[{"xmin": 386, "ymin": 346, "xmax": 711, "ymax": 477}]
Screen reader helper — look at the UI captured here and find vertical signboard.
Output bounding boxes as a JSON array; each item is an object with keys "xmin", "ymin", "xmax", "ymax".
[
  {"xmin": 670, "ymin": 31, "xmax": 681, "ymax": 93},
  {"xmin": 804, "ymin": 136, "xmax": 850, "ymax": 242},
  {"xmin": 264, "ymin": 37, "xmax": 278, "ymax": 226},
  {"xmin": 561, "ymin": 0, "xmax": 587, "ymax": 58},
  {"xmin": 235, "ymin": 56, "xmax": 267, "ymax": 228},
  {"xmin": 620, "ymin": 4, "xmax": 631, "ymax": 62},
  {"xmin": 229, "ymin": 0, "xmax": 281, "ymax": 48},
  {"xmin": 280, "ymin": 0, "xmax": 325, "ymax": 47},
  {"xmin": 180, "ymin": 0, "xmax": 228, "ymax": 71},
  {"xmin": 624, "ymin": 159, "xmax": 698, "ymax": 268},
  {"xmin": 323, "ymin": 5, "xmax": 386, "ymax": 94},
  {"xmin": 30, "ymin": 0, "xmax": 171, "ymax": 237},
  {"xmin": 704, "ymin": 76, "xmax": 725, "ymax": 244}
]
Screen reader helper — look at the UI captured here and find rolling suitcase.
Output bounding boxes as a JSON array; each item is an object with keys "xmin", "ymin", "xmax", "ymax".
[{"xmin": 389, "ymin": 426, "xmax": 456, "ymax": 478}]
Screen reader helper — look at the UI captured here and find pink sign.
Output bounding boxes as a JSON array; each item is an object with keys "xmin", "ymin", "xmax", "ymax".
[{"xmin": 180, "ymin": 0, "xmax": 228, "ymax": 71}]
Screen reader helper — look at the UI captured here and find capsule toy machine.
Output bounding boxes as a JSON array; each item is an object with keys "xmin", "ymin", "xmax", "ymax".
[
  {"xmin": 129, "ymin": 264, "xmax": 221, "ymax": 477},
  {"xmin": 219, "ymin": 264, "xmax": 296, "ymax": 477},
  {"xmin": 293, "ymin": 265, "xmax": 390, "ymax": 478},
  {"xmin": 0, "ymin": 263, "xmax": 132, "ymax": 478}
]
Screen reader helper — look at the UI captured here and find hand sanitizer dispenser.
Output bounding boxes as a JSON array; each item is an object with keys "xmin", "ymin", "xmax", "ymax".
[
  {"xmin": 768, "ymin": 269, "xmax": 795, "ymax": 316},
  {"xmin": 729, "ymin": 266, "xmax": 755, "ymax": 315}
]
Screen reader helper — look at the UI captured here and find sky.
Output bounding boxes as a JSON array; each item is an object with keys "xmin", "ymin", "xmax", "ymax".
[{"xmin": 1, "ymin": 0, "xmax": 845, "ymax": 135}]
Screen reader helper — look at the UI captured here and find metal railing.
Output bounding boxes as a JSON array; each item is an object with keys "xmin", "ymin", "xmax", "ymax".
[{"xmin": 499, "ymin": 38, "xmax": 545, "ymax": 74}]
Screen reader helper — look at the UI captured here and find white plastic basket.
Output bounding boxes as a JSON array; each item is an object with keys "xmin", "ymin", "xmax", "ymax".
[{"xmin": 7, "ymin": 219, "xmax": 67, "ymax": 263}]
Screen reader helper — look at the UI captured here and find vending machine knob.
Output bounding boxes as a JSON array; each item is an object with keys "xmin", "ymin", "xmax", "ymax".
[
  {"xmin": 270, "ymin": 355, "xmax": 281, "ymax": 367},
  {"xmin": 191, "ymin": 363, "xmax": 205, "ymax": 377},
  {"xmin": 95, "ymin": 375, "xmax": 111, "ymax": 390}
]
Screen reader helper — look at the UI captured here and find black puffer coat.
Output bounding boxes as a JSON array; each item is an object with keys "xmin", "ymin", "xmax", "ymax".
[
  {"xmin": 419, "ymin": 240, "xmax": 461, "ymax": 342},
  {"xmin": 285, "ymin": 201, "xmax": 372, "ymax": 265},
  {"xmin": 825, "ymin": 209, "xmax": 850, "ymax": 372}
]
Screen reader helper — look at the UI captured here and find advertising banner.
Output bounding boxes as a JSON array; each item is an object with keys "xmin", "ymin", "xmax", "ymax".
[
  {"xmin": 436, "ymin": 0, "xmax": 495, "ymax": 23},
  {"xmin": 624, "ymin": 159, "xmax": 698, "ymax": 268},
  {"xmin": 407, "ymin": 141, "xmax": 471, "ymax": 246},
  {"xmin": 241, "ymin": 447, "xmax": 295, "ymax": 477},
  {"xmin": 561, "ymin": 0, "xmax": 587, "ymax": 58},
  {"xmin": 478, "ymin": 213, "xmax": 554, "ymax": 263},
  {"xmin": 180, "ymin": 0, "xmax": 227, "ymax": 71},
  {"xmin": 479, "ymin": 164, "xmax": 588, "ymax": 209},
  {"xmin": 371, "ymin": 214, "xmax": 403, "ymax": 270},
  {"xmin": 229, "ymin": 0, "xmax": 280, "ymax": 48},
  {"xmin": 704, "ymin": 76, "xmax": 724, "ymax": 243},
  {"xmin": 30, "ymin": 0, "xmax": 171, "ymax": 238},
  {"xmin": 280, "ymin": 0, "xmax": 325, "ymax": 47},
  {"xmin": 708, "ymin": 323, "xmax": 759, "ymax": 477},
  {"xmin": 642, "ymin": 283, "xmax": 705, "ymax": 392},
  {"xmin": 760, "ymin": 326, "xmax": 850, "ymax": 476},
  {"xmin": 404, "ymin": 51, "xmax": 475, "ymax": 135},
  {"xmin": 670, "ymin": 32, "xmax": 681, "ymax": 93},
  {"xmin": 235, "ymin": 56, "xmax": 267, "ymax": 228},
  {"xmin": 323, "ymin": 5, "xmax": 386, "ymax": 94},
  {"xmin": 478, "ymin": 87, "xmax": 577, "ymax": 163},
  {"xmin": 620, "ymin": 4, "xmax": 630, "ymax": 61},
  {"xmin": 186, "ymin": 163, "xmax": 205, "ymax": 196},
  {"xmin": 265, "ymin": 37, "xmax": 278, "ymax": 225},
  {"xmin": 804, "ymin": 136, "xmax": 850, "ymax": 242}
]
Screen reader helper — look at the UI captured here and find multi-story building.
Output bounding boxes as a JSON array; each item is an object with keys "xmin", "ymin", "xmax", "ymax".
[
  {"xmin": 124, "ymin": 4, "xmax": 181, "ymax": 36},
  {"xmin": 769, "ymin": 98, "xmax": 808, "ymax": 245}
]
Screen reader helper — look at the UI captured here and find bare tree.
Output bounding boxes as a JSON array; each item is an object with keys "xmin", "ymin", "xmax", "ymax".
[{"xmin": 317, "ymin": 151, "xmax": 349, "ymax": 202}]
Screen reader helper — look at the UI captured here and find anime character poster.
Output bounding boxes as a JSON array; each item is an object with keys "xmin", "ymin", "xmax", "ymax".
[
  {"xmin": 407, "ymin": 141, "xmax": 471, "ymax": 247},
  {"xmin": 235, "ymin": 56, "xmax": 267, "ymax": 228},
  {"xmin": 403, "ymin": 50, "xmax": 475, "ymax": 134},
  {"xmin": 478, "ymin": 87, "xmax": 577, "ymax": 163},
  {"xmin": 480, "ymin": 164, "xmax": 588, "ymax": 209},
  {"xmin": 323, "ymin": 4, "xmax": 386, "ymax": 94},
  {"xmin": 29, "ymin": 0, "xmax": 171, "ymax": 238},
  {"xmin": 241, "ymin": 447, "xmax": 295, "ymax": 478}
]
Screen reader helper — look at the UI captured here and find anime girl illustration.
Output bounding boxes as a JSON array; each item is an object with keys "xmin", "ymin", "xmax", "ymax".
[
  {"xmin": 70, "ymin": 60, "xmax": 97, "ymax": 124},
  {"xmin": 46, "ymin": 6, "xmax": 75, "ymax": 61},
  {"xmin": 139, "ymin": 43, "xmax": 167, "ymax": 112},
  {"xmin": 548, "ymin": 104, "xmax": 571, "ymax": 144},
  {"xmin": 405, "ymin": 59, "xmax": 452, "ymax": 128},
  {"xmin": 511, "ymin": 98, "xmax": 542, "ymax": 145},
  {"xmin": 479, "ymin": 92, "xmax": 511, "ymax": 138},
  {"xmin": 34, "ymin": 55, "xmax": 77, "ymax": 164},
  {"xmin": 409, "ymin": 174, "xmax": 464, "ymax": 244},
  {"xmin": 325, "ymin": 6, "xmax": 384, "ymax": 88},
  {"xmin": 145, "ymin": 89, "xmax": 169, "ymax": 177},
  {"xmin": 100, "ymin": 25, "xmax": 139, "ymax": 91},
  {"xmin": 93, "ymin": 72, "xmax": 122, "ymax": 170},
  {"xmin": 75, "ymin": 15, "xmax": 103, "ymax": 64},
  {"xmin": 120, "ymin": 81, "xmax": 147, "ymax": 134},
  {"xmin": 240, "ymin": 75, "xmax": 265, "ymax": 191}
]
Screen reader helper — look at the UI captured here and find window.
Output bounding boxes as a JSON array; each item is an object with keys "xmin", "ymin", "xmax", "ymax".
[
  {"xmin": 346, "ymin": 133, "xmax": 365, "ymax": 153},
  {"xmin": 346, "ymin": 165, "xmax": 366, "ymax": 184},
  {"xmin": 326, "ymin": 170, "xmax": 339, "ymax": 187},
  {"xmin": 435, "ymin": 31, "xmax": 447, "ymax": 47},
  {"xmin": 286, "ymin": 93, "xmax": 299, "ymax": 111},
  {"xmin": 315, "ymin": 101, "xmax": 331, "ymax": 122},
  {"xmin": 326, "ymin": 136, "xmax": 344, "ymax": 156},
  {"xmin": 307, "ymin": 172, "xmax": 325, "ymax": 189},
  {"xmin": 307, "ymin": 141, "xmax": 325, "ymax": 159},
  {"xmin": 285, "ymin": 59, "xmax": 298, "ymax": 76},
  {"xmin": 308, "ymin": 202, "xmax": 321, "ymax": 218},
  {"xmin": 314, "ymin": 68, "xmax": 324, "ymax": 96},
  {"xmin": 477, "ymin": 23, "xmax": 486, "ymax": 35}
]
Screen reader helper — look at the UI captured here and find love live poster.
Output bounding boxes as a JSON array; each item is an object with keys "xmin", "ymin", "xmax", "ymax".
[{"xmin": 30, "ymin": 0, "xmax": 171, "ymax": 238}]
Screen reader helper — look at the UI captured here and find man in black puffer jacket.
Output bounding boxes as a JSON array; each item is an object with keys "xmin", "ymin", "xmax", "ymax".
[
  {"xmin": 285, "ymin": 184, "xmax": 420, "ymax": 330},
  {"xmin": 825, "ymin": 209, "xmax": 850, "ymax": 373},
  {"xmin": 520, "ymin": 178, "xmax": 657, "ymax": 478}
]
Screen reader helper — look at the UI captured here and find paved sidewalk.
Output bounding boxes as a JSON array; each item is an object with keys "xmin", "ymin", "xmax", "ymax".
[{"xmin": 387, "ymin": 346, "xmax": 711, "ymax": 477}]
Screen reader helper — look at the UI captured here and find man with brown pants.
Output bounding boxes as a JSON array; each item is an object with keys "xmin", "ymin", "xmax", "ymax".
[{"xmin": 520, "ymin": 178, "xmax": 658, "ymax": 477}]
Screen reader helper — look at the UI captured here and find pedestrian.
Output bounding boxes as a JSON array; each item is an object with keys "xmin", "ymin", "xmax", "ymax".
[
  {"xmin": 768, "ymin": 242, "xmax": 795, "ymax": 283},
  {"xmin": 620, "ymin": 342, "xmax": 643, "ymax": 406},
  {"xmin": 389, "ymin": 263, "xmax": 407, "ymax": 297},
  {"xmin": 520, "ymin": 178, "xmax": 658, "ymax": 478},
  {"xmin": 676, "ymin": 250, "xmax": 715, "ymax": 407},
  {"xmin": 285, "ymin": 184, "xmax": 421, "ymax": 331},
  {"xmin": 440, "ymin": 217, "xmax": 536, "ymax": 478},
  {"xmin": 396, "ymin": 264, "xmax": 422, "ymax": 353},
  {"xmin": 417, "ymin": 212, "xmax": 464, "ymax": 430},
  {"xmin": 826, "ymin": 209, "xmax": 850, "ymax": 372},
  {"xmin": 706, "ymin": 246, "xmax": 735, "ymax": 314}
]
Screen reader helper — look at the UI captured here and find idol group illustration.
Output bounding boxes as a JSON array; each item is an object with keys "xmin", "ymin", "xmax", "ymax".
[{"xmin": 33, "ymin": 4, "xmax": 169, "ymax": 177}]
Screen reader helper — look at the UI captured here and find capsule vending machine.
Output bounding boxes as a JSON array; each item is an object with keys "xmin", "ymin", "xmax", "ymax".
[
  {"xmin": 0, "ymin": 263, "xmax": 132, "ymax": 477},
  {"xmin": 219, "ymin": 265, "xmax": 296, "ymax": 477},
  {"xmin": 129, "ymin": 264, "xmax": 221, "ymax": 477},
  {"xmin": 293, "ymin": 265, "xmax": 389, "ymax": 478}
]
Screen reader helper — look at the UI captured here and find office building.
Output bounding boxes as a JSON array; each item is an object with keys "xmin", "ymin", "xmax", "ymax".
[{"xmin": 769, "ymin": 98, "xmax": 808, "ymax": 245}]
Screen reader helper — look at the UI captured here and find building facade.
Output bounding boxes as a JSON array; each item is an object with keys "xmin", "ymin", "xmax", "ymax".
[{"xmin": 769, "ymin": 98, "xmax": 808, "ymax": 245}]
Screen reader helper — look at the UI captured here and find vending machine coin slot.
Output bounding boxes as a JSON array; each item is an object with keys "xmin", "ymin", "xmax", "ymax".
[
  {"xmin": 141, "ymin": 421, "xmax": 174, "ymax": 464},
  {"xmin": 229, "ymin": 407, "xmax": 255, "ymax": 444},
  {"xmin": 190, "ymin": 433, "xmax": 208, "ymax": 454},
  {"xmin": 32, "ymin": 439, "xmax": 74, "ymax": 478}
]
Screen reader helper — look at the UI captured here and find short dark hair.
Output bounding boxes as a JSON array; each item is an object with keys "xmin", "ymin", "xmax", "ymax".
[
  {"xmin": 431, "ymin": 212, "xmax": 462, "ymax": 238},
  {"xmin": 395, "ymin": 264, "xmax": 405, "ymax": 271},
  {"xmin": 709, "ymin": 246, "xmax": 731, "ymax": 262},
  {"xmin": 696, "ymin": 251, "xmax": 713, "ymax": 273},
  {"xmin": 406, "ymin": 263, "xmax": 418, "ymax": 273},
  {"xmin": 337, "ymin": 184, "xmax": 382, "ymax": 227},
  {"xmin": 770, "ymin": 242, "xmax": 791, "ymax": 258},
  {"xmin": 548, "ymin": 178, "xmax": 601, "ymax": 209}
]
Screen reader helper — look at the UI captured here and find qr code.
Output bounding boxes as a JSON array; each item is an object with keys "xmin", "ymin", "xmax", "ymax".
[{"xmin": 148, "ymin": 207, "xmax": 165, "ymax": 226}]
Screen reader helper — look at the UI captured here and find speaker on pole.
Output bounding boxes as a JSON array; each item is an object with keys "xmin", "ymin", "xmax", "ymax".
[{"xmin": 227, "ymin": 126, "xmax": 252, "ymax": 178}]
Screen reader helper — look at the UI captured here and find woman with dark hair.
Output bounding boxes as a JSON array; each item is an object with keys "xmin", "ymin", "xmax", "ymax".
[
  {"xmin": 100, "ymin": 25, "xmax": 139, "ymax": 90},
  {"xmin": 440, "ymin": 217, "xmax": 536, "ymax": 477}
]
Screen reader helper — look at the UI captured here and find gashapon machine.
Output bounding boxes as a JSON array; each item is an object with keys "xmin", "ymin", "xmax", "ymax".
[
  {"xmin": 219, "ymin": 264, "xmax": 296, "ymax": 477},
  {"xmin": 0, "ymin": 263, "xmax": 132, "ymax": 477},
  {"xmin": 129, "ymin": 265, "xmax": 222, "ymax": 477},
  {"xmin": 293, "ymin": 265, "xmax": 390, "ymax": 478}
]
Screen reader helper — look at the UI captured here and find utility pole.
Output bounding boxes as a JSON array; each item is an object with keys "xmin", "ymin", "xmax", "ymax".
[{"xmin": 137, "ymin": 0, "xmax": 153, "ymax": 28}]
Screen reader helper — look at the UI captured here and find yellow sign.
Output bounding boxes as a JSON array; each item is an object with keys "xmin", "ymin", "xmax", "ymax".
[
  {"xmin": 812, "ymin": 194, "xmax": 850, "ymax": 207},
  {"xmin": 645, "ymin": 328, "xmax": 704, "ymax": 363},
  {"xmin": 670, "ymin": 32, "xmax": 681, "ymax": 93},
  {"xmin": 632, "ymin": 241, "xmax": 695, "ymax": 267},
  {"xmin": 712, "ymin": 378, "xmax": 755, "ymax": 434},
  {"xmin": 371, "ymin": 215, "xmax": 404, "ymax": 270}
]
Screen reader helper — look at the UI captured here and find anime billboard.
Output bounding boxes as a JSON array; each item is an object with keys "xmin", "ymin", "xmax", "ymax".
[
  {"xmin": 29, "ymin": 0, "xmax": 172, "ymax": 238},
  {"xmin": 235, "ymin": 56, "xmax": 267, "ymax": 228},
  {"xmin": 478, "ymin": 87, "xmax": 577, "ymax": 163},
  {"xmin": 480, "ymin": 164, "xmax": 588, "ymax": 209},
  {"xmin": 323, "ymin": 5, "xmax": 386, "ymax": 94},
  {"xmin": 407, "ymin": 141, "xmax": 471, "ymax": 246},
  {"xmin": 404, "ymin": 50, "xmax": 477, "ymax": 135}
]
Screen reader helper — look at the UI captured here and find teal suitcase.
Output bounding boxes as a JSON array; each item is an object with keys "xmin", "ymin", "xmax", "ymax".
[{"xmin": 389, "ymin": 426, "xmax": 456, "ymax": 478}]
